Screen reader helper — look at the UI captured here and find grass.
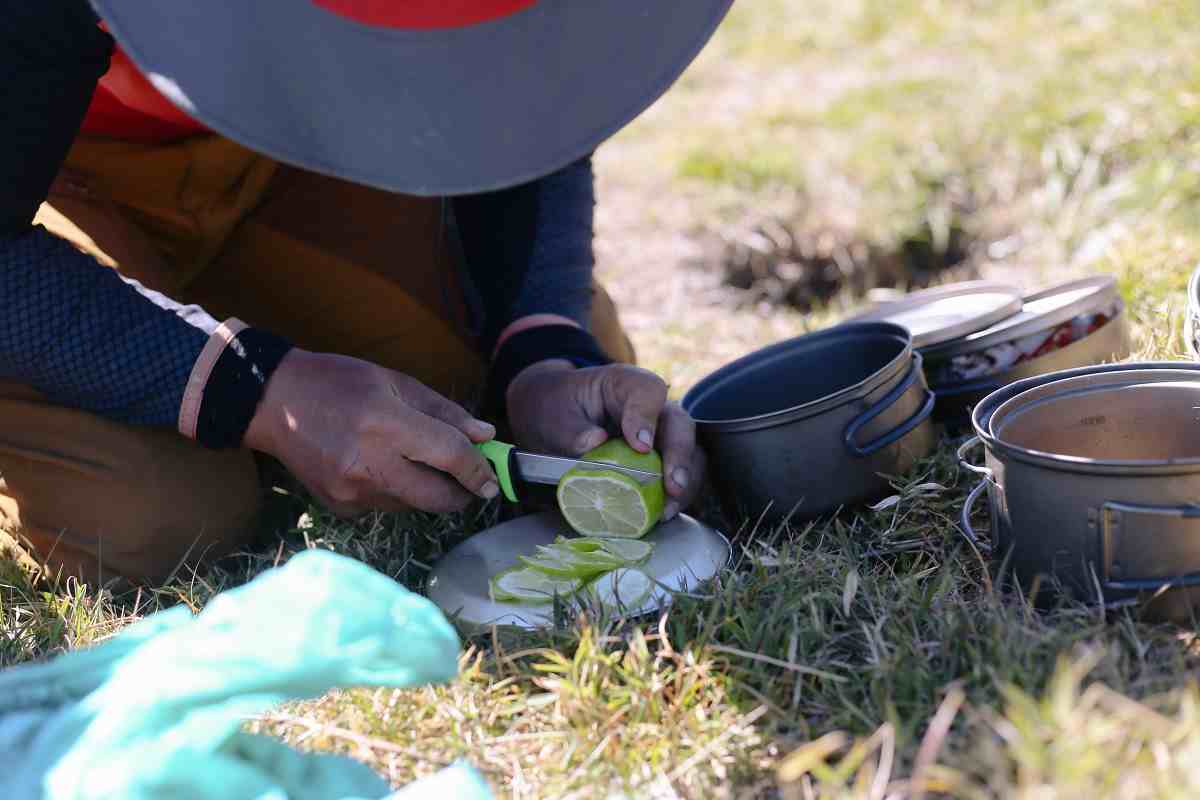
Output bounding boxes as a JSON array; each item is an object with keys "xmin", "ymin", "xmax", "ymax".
[{"xmin": 6, "ymin": 0, "xmax": 1200, "ymax": 797}]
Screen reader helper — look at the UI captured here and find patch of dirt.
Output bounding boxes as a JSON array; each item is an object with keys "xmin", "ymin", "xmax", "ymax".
[{"xmin": 707, "ymin": 215, "xmax": 978, "ymax": 313}]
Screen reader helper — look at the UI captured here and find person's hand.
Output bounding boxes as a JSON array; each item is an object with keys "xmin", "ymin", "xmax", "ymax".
[
  {"xmin": 244, "ymin": 349, "xmax": 500, "ymax": 516},
  {"xmin": 505, "ymin": 359, "xmax": 705, "ymax": 520}
]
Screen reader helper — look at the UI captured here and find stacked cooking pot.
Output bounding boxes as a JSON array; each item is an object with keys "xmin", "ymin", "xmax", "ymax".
[
  {"xmin": 683, "ymin": 274, "xmax": 1130, "ymax": 525},
  {"xmin": 958, "ymin": 362, "xmax": 1200, "ymax": 621},
  {"xmin": 845, "ymin": 276, "xmax": 1130, "ymax": 430}
]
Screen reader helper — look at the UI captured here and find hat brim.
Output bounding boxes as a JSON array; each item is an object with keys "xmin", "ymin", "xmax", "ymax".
[{"xmin": 92, "ymin": 0, "xmax": 733, "ymax": 196}]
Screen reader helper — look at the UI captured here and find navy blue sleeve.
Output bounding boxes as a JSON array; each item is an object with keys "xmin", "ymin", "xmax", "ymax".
[
  {"xmin": 451, "ymin": 156, "xmax": 599, "ymax": 353},
  {"xmin": 0, "ymin": 0, "xmax": 291, "ymax": 445},
  {"xmin": 451, "ymin": 156, "xmax": 617, "ymax": 418},
  {"xmin": 0, "ymin": 228, "xmax": 212, "ymax": 424}
]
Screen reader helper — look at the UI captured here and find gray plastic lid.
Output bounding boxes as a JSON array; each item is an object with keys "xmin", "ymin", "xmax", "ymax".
[
  {"xmin": 843, "ymin": 281, "xmax": 1024, "ymax": 349},
  {"xmin": 919, "ymin": 275, "xmax": 1119, "ymax": 360}
]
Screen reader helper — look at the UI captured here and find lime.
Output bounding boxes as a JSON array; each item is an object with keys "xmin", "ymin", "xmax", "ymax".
[
  {"xmin": 583, "ymin": 568, "xmax": 656, "ymax": 611},
  {"xmin": 489, "ymin": 567, "xmax": 580, "ymax": 604},
  {"xmin": 517, "ymin": 536, "xmax": 654, "ymax": 583},
  {"xmin": 516, "ymin": 554, "xmax": 583, "ymax": 580},
  {"xmin": 556, "ymin": 440, "xmax": 666, "ymax": 538},
  {"xmin": 595, "ymin": 538, "xmax": 653, "ymax": 563}
]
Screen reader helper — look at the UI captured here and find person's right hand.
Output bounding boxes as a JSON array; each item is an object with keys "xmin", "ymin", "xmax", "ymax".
[{"xmin": 243, "ymin": 349, "xmax": 500, "ymax": 516}]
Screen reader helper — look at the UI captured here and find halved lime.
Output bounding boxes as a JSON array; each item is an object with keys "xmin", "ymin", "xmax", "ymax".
[
  {"xmin": 489, "ymin": 567, "xmax": 580, "ymax": 604},
  {"xmin": 556, "ymin": 441, "xmax": 666, "ymax": 539}
]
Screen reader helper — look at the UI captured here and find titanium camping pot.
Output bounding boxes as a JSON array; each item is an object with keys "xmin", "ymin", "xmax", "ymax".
[
  {"xmin": 959, "ymin": 362, "xmax": 1200, "ymax": 622},
  {"xmin": 681, "ymin": 321, "xmax": 936, "ymax": 523},
  {"xmin": 849, "ymin": 276, "xmax": 1130, "ymax": 431}
]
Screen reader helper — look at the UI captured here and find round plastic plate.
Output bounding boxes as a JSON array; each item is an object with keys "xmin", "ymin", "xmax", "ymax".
[{"xmin": 426, "ymin": 511, "xmax": 731, "ymax": 630}]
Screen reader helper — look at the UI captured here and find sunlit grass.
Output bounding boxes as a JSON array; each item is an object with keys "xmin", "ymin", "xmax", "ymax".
[{"xmin": 5, "ymin": 1, "xmax": 1200, "ymax": 797}]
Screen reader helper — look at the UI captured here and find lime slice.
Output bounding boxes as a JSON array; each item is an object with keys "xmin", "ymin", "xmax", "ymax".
[
  {"xmin": 556, "ymin": 441, "xmax": 666, "ymax": 539},
  {"xmin": 489, "ymin": 567, "xmax": 580, "ymax": 604},
  {"xmin": 517, "ymin": 555, "xmax": 583, "ymax": 580},
  {"xmin": 521, "ymin": 553, "xmax": 618, "ymax": 580},
  {"xmin": 519, "ymin": 536, "xmax": 654, "ymax": 584},
  {"xmin": 559, "ymin": 539, "xmax": 605, "ymax": 553},
  {"xmin": 584, "ymin": 568, "xmax": 656, "ymax": 611},
  {"xmin": 595, "ymin": 538, "xmax": 653, "ymax": 563}
]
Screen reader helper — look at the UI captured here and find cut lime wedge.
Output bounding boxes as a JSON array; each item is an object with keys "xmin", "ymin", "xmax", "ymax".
[{"xmin": 489, "ymin": 567, "xmax": 580, "ymax": 604}]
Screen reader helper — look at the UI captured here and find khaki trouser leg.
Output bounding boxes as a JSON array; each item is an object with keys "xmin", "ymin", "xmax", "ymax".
[
  {"xmin": 0, "ymin": 382, "xmax": 263, "ymax": 586},
  {"xmin": 0, "ymin": 141, "xmax": 274, "ymax": 585}
]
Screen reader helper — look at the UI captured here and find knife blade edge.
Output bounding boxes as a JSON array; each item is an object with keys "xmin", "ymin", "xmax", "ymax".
[{"xmin": 512, "ymin": 451, "xmax": 661, "ymax": 486}]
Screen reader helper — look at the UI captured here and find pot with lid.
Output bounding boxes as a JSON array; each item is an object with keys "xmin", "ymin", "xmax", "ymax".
[
  {"xmin": 682, "ymin": 322, "xmax": 936, "ymax": 524},
  {"xmin": 960, "ymin": 362, "xmax": 1200, "ymax": 622},
  {"xmin": 846, "ymin": 275, "xmax": 1131, "ymax": 430}
]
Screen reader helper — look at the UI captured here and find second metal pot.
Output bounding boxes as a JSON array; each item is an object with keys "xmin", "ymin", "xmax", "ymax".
[
  {"xmin": 682, "ymin": 322, "xmax": 936, "ymax": 523},
  {"xmin": 961, "ymin": 362, "xmax": 1200, "ymax": 621}
]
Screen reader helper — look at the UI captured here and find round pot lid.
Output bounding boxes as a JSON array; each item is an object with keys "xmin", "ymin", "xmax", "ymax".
[
  {"xmin": 843, "ymin": 281, "xmax": 1023, "ymax": 349},
  {"xmin": 920, "ymin": 275, "xmax": 1119, "ymax": 360},
  {"xmin": 426, "ymin": 511, "xmax": 731, "ymax": 631}
]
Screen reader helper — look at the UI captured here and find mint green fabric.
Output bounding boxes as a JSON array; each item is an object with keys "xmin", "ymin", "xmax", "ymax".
[{"xmin": 0, "ymin": 549, "xmax": 492, "ymax": 800}]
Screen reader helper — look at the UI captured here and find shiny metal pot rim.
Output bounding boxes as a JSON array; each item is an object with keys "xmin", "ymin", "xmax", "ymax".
[
  {"xmin": 969, "ymin": 362, "xmax": 1200, "ymax": 476},
  {"xmin": 683, "ymin": 321, "xmax": 913, "ymax": 434}
]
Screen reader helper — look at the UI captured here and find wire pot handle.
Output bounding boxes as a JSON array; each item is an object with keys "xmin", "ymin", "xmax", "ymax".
[{"xmin": 956, "ymin": 435, "xmax": 993, "ymax": 479}]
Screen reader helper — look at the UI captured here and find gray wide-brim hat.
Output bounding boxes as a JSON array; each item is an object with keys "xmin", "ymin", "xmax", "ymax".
[{"xmin": 91, "ymin": 0, "xmax": 733, "ymax": 196}]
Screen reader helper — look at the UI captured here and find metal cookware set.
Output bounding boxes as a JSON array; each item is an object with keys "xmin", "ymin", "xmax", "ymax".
[
  {"xmin": 437, "ymin": 268, "xmax": 1195, "ymax": 630},
  {"xmin": 681, "ymin": 271, "xmax": 1200, "ymax": 621},
  {"xmin": 682, "ymin": 274, "xmax": 1130, "ymax": 523}
]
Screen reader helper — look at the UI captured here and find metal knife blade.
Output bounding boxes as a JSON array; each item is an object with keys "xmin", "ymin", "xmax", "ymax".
[{"xmin": 512, "ymin": 450, "xmax": 661, "ymax": 486}]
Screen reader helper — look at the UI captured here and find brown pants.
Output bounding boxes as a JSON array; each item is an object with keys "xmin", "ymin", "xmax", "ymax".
[{"xmin": 0, "ymin": 136, "xmax": 634, "ymax": 585}]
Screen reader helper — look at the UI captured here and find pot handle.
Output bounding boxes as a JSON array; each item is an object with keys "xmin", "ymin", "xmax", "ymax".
[
  {"xmin": 959, "ymin": 479, "xmax": 989, "ymax": 549},
  {"xmin": 956, "ymin": 435, "xmax": 993, "ymax": 479},
  {"xmin": 844, "ymin": 354, "xmax": 936, "ymax": 457},
  {"xmin": 1097, "ymin": 500, "xmax": 1200, "ymax": 593}
]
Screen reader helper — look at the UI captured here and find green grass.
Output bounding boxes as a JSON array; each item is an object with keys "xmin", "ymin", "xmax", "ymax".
[{"xmin": 6, "ymin": 1, "xmax": 1200, "ymax": 797}]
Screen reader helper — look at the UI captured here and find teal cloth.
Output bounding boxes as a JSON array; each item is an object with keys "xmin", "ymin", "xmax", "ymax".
[{"xmin": 0, "ymin": 549, "xmax": 493, "ymax": 800}]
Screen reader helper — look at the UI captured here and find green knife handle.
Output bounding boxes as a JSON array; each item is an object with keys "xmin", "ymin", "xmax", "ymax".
[{"xmin": 476, "ymin": 440, "xmax": 518, "ymax": 502}]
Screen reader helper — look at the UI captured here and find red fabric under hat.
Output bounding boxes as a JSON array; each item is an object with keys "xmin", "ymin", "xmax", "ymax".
[{"xmin": 81, "ymin": 35, "xmax": 209, "ymax": 142}]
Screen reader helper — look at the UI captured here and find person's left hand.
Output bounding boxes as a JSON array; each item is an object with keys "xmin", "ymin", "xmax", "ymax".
[{"xmin": 505, "ymin": 359, "xmax": 705, "ymax": 520}]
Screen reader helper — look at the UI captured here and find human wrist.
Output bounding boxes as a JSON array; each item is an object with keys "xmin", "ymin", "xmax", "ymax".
[
  {"xmin": 486, "ymin": 324, "xmax": 612, "ymax": 418},
  {"xmin": 178, "ymin": 319, "xmax": 294, "ymax": 449},
  {"xmin": 493, "ymin": 314, "xmax": 581, "ymax": 359},
  {"xmin": 242, "ymin": 347, "xmax": 309, "ymax": 455}
]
